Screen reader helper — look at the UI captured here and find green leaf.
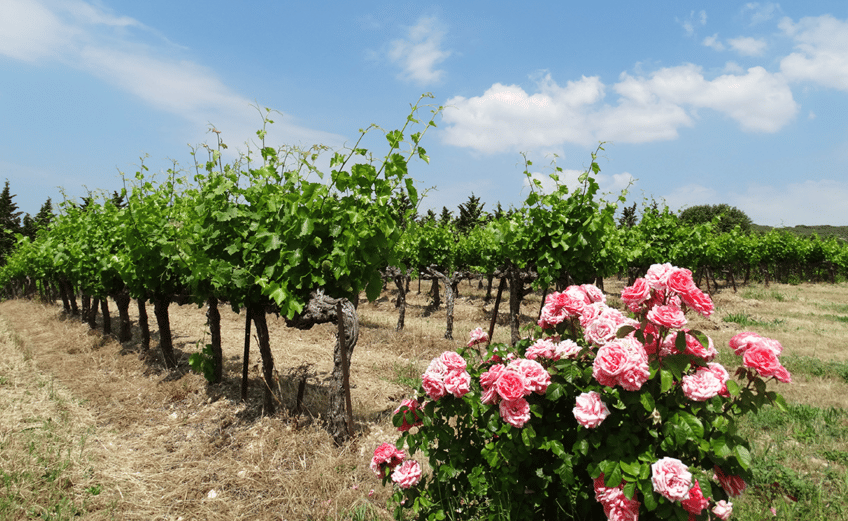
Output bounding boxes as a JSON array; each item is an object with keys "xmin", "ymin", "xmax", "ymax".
[
  {"xmin": 640, "ymin": 392, "xmax": 656, "ymax": 413},
  {"xmin": 725, "ymin": 379, "xmax": 740, "ymax": 397},
  {"xmin": 660, "ymin": 368, "xmax": 674, "ymax": 393},
  {"xmin": 734, "ymin": 444, "xmax": 752, "ymax": 470}
]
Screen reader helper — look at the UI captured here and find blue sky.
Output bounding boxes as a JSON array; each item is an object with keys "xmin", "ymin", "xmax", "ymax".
[{"xmin": 2, "ymin": 1, "xmax": 848, "ymax": 227}]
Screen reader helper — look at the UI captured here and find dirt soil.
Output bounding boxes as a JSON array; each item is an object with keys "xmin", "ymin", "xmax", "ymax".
[{"xmin": 1, "ymin": 277, "xmax": 846, "ymax": 519}]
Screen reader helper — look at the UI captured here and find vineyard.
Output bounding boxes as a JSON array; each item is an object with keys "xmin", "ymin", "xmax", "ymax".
[{"xmin": 2, "ymin": 97, "xmax": 848, "ymax": 519}]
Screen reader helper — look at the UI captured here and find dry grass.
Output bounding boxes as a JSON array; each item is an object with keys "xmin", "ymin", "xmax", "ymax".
[{"xmin": 0, "ymin": 277, "xmax": 846, "ymax": 519}]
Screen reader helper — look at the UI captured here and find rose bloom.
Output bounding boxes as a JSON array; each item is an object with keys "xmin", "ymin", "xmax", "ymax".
[
  {"xmin": 370, "ymin": 442, "xmax": 405, "ymax": 478},
  {"xmin": 651, "ymin": 457, "xmax": 692, "ymax": 502},
  {"xmin": 645, "ymin": 263, "xmax": 676, "ymax": 290},
  {"xmin": 713, "ymin": 500, "xmax": 733, "ymax": 520},
  {"xmin": 439, "ymin": 351, "xmax": 467, "ymax": 372},
  {"xmin": 393, "ymin": 398, "xmax": 422, "ymax": 432},
  {"xmin": 681, "ymin": 480, "xmax": 709, "ymax": 515},
  {"xmin": 581, "ymin": 283, "xmax": 606, "ymax": 304},
  {"xmin": 593, "ymin": 474, "xmax": 640, "ymax": 521},
  {"xmin": 467, "ymin": 327, "xmax": 489, "ymax": 347},
  {"xmin": 620, "ymin": 278, "xmax": 651, "ymax": 306},
  {"xmin": 706, "ymin": 362, "xmax": 731, "ymax": 397},
  {"xmin": 584, "ymin": 315, "xmax": 621, "ymax": 347},
  {"xmin": 480, "ymin": 364, "xmax": 506, "ymax": 404},
  {"xmin": 572, "ymin": 391, "xmax": 610, "ymax": 428},
  {"xmin": 555, "ymin": 339, "xmax": 583, "ymax": 359},
  {"xmin": 714, "ymin": 466, "xmax": 746, "ymax": 497},
  {"xmin": 508, "ymin": 359, "xmax": 550, "ymax": 394},
  {"xmin": 495, "ymin": 370, "xmax": 529, "ymax": 401},
  {"xmin": 421, "ymin": 371, "xmax": 447, "ymax": 400},
  {"xmin": 578, "ymin": 301, "xmax": 604, "ymax": 329},
  {"xmin": 728, "ymin": 332, "xmax": 763, "ymax": 355},
  {"xmin": 743, "ymin": 345, "xmax": 792, "ymax": 383},
  {"xmin": 680, "ymin": 287, "xmax": 714, "ymax": 317},
  {"xmin": 681, "ymin": 367, "xmax": 724, "ymax": 401},
  {"xmin": 593, "ymin": 337, "xmax": 650, "ymax": 391},
  {"xmin": 499, "ymin": 397, "xmax": 531, "ymax": 428},
  {"xmin": 391, "ymin": 460, "xmax": 422, "ymax": 489},
  {"xmin": 525, "ymin": 338, "xmax": 557, "ymax": 360},
  {"xmin": 444, "ymin": 369, "xmax": 471, "ymax": 398},
  {"xmin": 666, "ymin": 268, "xmax": 697, "ymax": 296},
  {"xmin": 647, "ymin": 305, "xmax": 687, "ymax": 329}
]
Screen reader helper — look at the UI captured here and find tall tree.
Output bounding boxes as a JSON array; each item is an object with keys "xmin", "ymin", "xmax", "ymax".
[
  {"xmin": 438, "ymin": 206, "xmax": 453, "ymax": 226},
  {"xmin": 0, "ymin": 180, "xmax": 23, "ymax": 265},
  {"xmin": 455, "ymin": 193, "xmax": 486, "ymax": 234},
  {"xmin": 21, "ymin": 197, "xmax": 54, "ymax": 240}
]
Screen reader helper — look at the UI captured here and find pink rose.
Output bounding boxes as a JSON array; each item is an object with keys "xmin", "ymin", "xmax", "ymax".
[
  {"xmin": 681, "ymin": 288, "xmax": 714, "ymax": 317},
  {"xmin": 444, "ymin": 369, "xmax": 471, "ymax": 398},
  {"xmin": 573, "ymin": 391, "xmax": 610, "ymax": 428},
  {"xmin": 680, "ymin": 330, "xmax": 717, "ymax": 361},
  {"xmin": 555, "ymin": 339, "xmax": 582, "ymax": 359},
  {"xmin": 681, "ymin": 367, "xmax": 724, "ymax": 402},
  {"xmin": 651, "ymin": 457, "xmax": 692, "ymax": 502},
  {"xmin": 499, "ymin": 397, "xmax": 531, "ymax": 428},
  {"xmin": 621, "ymin": 278, "xmax": 651, "ymax": 307},
  {"xmin": 646, "ymin": 305, "xmax": 687, "ymax": 329},
  {"xmin": 421, "ymin": 372, "xmax": 447, "ymax": 400},
  {"xmin": 370, "ymin": 442, "xmax": 405, "ymax": 478},
  {"xmin": 593, "ymin": 337, "xmax": 650, "ymax": 391},
  {"xmin": 705, "ymin": 362, "xmax": 731, "ymax": 397},
  {"xmin": 495, "ymin": 370, "xmax": 529, "ymax": 401},
  {"xmin": 666, "ymin": 268, "xmax": 696, "ymax": 295},
  {"xmin": 593, "ymin": 474, "xmax": 640, "ymax": 521},
  {"xmin": 391, "ymin": 460, "xmax": 422, "ymax": 489},
  {"xmin": 480, "ymin": 364, "xmax": 506, "ymax": 404},
  {"xmin": 681, "ymin": 480, "xmax": 709, "ymax": 515},
  {"xmin": 507, "ymin": 359, "xmax": 550, "ymax": 395},
  {"xmin": 581, "ymin": 283, "xmax": 606, "ymax": 304},
  {"xmin": 393, "ymin": 398, "xmax": 423, "ymax": 432},
  {"xmin": 713, "ymin": 500, "xmax": 733, "ymax": 520},
  {"xmin": 439, "ymin": 351, "xmax": 467, "ymax": 372},
  {"xmin": 714, "ymin": 466, "xmax": 746, "ymax": 496},
  {"xmin": 743, "ymin": 345, "xmax": 791, "ymax": 383},
  {"xmin": 645, "ymin": 263, "xmax": 675, "ymax": 290},
  {"xmin": 467, "ymin": 327, "xmax": 489, "ymax": 347},
  {"xmin": 728, "ymin": 332, "xmax": 762, "ymax": 355},
  {"xmin": 584, "ymin": 315, "xmax": 620, "ymax": 347},
  {"xmin": 526, "ymin": 338, "xmax": 557, "ymax": 360}
]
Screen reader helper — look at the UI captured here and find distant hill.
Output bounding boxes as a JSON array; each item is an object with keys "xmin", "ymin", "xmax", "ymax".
[{"xmin": 751, "ymin": 224, "xmax": 848, "ymax": 241}]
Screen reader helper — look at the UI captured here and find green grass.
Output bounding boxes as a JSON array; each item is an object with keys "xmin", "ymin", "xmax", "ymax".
[
  {"xmin": 722, "ymin": 313, "xmax": 786, "ymax": 328},
  {"xmin": 779, "ymin": 356, "xmax": 848, "ymax": 383},
  {"xmin": 386, "ymin": 360, "xmax": 422, "ymax": 391},
  {"xmin": 731, "ymin": 404, "xmax": 848, "ymax": 520},
  {"xmin": 741, "ymin": 288, "xmax": 792, "ymax": 302}
]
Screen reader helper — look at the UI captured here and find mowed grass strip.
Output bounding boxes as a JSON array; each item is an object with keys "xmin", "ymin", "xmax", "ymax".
[{"xmin": 0, "ymin": 320, "xmax": 114, "ymax": 520}]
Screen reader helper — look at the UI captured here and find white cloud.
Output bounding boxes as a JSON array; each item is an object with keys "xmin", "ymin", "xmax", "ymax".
[
  {"xmin": 727, "ymin": 36, "xmax": 767, "ymax": 56},
  {"xmin": 742, "ymin": 2, "xmax": 781, "ymax": 25},
  {"xmin": 663, "ymin": 179, "xmax": 848, "ymax": 227},
  {"xmin": 677, "ymin": 10, "xmax": 707, "ymax": 37},
  {"xmin": 0, "ymin": 0, "xmax": 73, "ymax": 61},
  {"xmin": 0, "ymin": 0, "xmax": 343, "ymax": 151},
  {"xmin": 702, "ymin": 34, "xmax": 725, "ymax": 51},
  {"xmin": 441, "ymin": 65, "xmax": 797, "ymax": 153},
  {"xmin": 780, "ymin": 15, "xmax": 848, "ymax": 91},
  {"xmin": 731, "ymin": 180, "xmax": 848, "ymax": 226},
  {"xmin": 388, "ymin": 16, "xmax": 451, "ymax": 85}
]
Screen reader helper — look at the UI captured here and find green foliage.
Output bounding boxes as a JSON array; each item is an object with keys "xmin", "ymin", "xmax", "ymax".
[
  {"xmin": 679, "ymin": 203, "xmax": 753, "ymax": 234},
  {"xmin": 188, "ymin": 343, "xmax": 217, "ymax": 383}
]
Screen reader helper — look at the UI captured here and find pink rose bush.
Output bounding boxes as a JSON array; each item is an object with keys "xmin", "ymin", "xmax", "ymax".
[{"xmin": 375, "ymin": 264, "xmax": 790, "ymax": 520}]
